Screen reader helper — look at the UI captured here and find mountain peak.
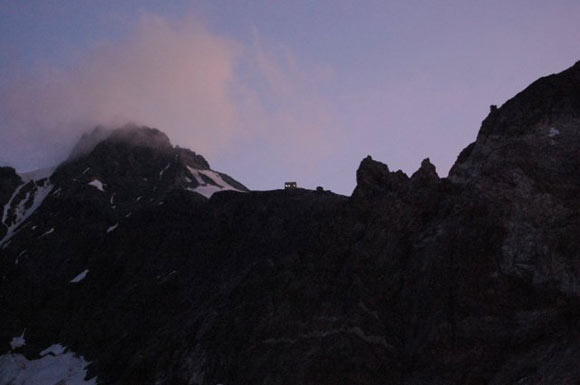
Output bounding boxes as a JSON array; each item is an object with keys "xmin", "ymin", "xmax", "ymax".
[
  {"xmin": 55, "ymin": 124, "xmax": 248, "ymax": 203},
  {"xmin": 449, "ymin": 60, "xmax": 580, "ymax": 188},
  {"xmin": 68, "ymin": 126, "xmax": 112, "ymax": 160},
  {"xmin": 105, "ymin": 124, "xmax": 172, "ymax": 150},
  {"xmin": 5, "ymin": 62, "xmax": 580, "ymax": 385},
  {"xmin": 66, "ymin": 124, "xmax": 210, "ymax": 174},
  {"xmin": 477, "ymin": 60, "xmax": 580, "ymax": 140},
  {"xmin": 69, "ymin": 124, "xmax": 172, "ymax": 161}
]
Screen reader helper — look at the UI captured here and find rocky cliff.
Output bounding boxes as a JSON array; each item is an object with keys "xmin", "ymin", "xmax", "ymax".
[{"xmin": 1, "ymin": 62, "xmax": 580, "ymax": 385}]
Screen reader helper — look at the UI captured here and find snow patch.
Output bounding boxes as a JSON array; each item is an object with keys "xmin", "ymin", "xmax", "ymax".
[
  {"xmin": 106, "ymin": 224, "xmax": 118, "ymax": 233},
  {"xmin": 40, "ymin": 344, "xmax": 67, "ymax": 357},
  {"xmin": 9, "ymin": 331, "xmax": 26, "ymax": 350},
  {"xmin": 88, "ymin": 179, "xmax": 104, "ymax": 192},
  {"xmin": 1, "ymin": 181, "xmax": 54, "ymax": 247},
  {"xmin": 159, "ymin": 163, "xmax": 170, "ymax": 178},
  {"xmin": 549, "ymin": 127, "xmax": 560, "ymax": 137},
  {"xmin": 1, "ymin": 184, "xmax": 25, "ymax": 225},
  {"xmin": 0, "ymin": 345, "xmax": 96, "ymax": 385},
  {"xmin": 199, "ymin": 170, "xmax": 231, "ymax": 189},
  {"xmin": 186, "ymin": 167, "xmax": 243, "ymax": 198},
  {"xmin": 15, "ymin": 250, "xmax": 27, "ymax": 265},
  {"xmin": 186, "ymin": 186, "xmax": 220, "ymax": 198},
  {"xmin": 39, "ymin": 228, "xmax": 54, "ymax": 238},
  {"xmin": 186, "ymin": 167, "xmax": 205, "ymax": 185},
  {"xmin": 70, "ymin": 269, "xmax": 89, "ymax": 283}
]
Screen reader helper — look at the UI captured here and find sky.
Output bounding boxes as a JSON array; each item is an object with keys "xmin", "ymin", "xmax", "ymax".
[{"xmin": 1, "ymin": 0, "xmax": 579, "ymax": 194}]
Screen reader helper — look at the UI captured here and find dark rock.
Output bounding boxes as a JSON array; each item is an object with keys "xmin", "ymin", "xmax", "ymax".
[
  {"xmin": 0, "ymin": 167, "xmax": 21, "ymax": 206},
  {"xmin": 352, "ymin": 156, "xmax": 408, "ymax": 201},
  {"xmin": 0, "ymin": 167, "xmax": 22, "ymax": 238},
  {"xmin": 2, "ymin": 61, "xmax": 580, "ymax": 385},
  {"xmin": 68, "ymin": 125, "xmax": 112, "ymax": 160},
  {"xmin": 410, "ymin": 158, "xmax": 439, "ymax": 185}
]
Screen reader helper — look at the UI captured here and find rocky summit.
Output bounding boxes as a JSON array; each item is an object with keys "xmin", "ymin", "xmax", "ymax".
[{"xmin": 1, "ymin": 62, "xmax": 580, "ymax": 385}]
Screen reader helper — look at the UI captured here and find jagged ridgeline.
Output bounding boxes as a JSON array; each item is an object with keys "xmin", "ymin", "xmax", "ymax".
[{"xmin": 1, "ymin": 61, "xmax": 580, "ymax": 384}]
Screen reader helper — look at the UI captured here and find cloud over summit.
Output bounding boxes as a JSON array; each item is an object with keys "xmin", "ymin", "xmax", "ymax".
[{"xmin": 0, "ymin": 13, "xmax": 339, "ymax": 175}]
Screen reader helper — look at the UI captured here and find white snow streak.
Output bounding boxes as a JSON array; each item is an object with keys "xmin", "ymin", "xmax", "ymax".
[
  {"xmin": 39, "ymin": 228, "xmax": 54, "ymax": 238},
  {"xmin": 88, "ymin": 179, "xmax": 104, "ymax": 191},
  {"xmin": 1, "ymin": 184, "xmax": 25, "ymax": 225},
  {"xmin": 199, "ymin": 170, "xmax": 231, "ymax": 189},
  {"xmin": 70, "ymin": 269, "xmax": 89, "ymax": 283},
  {"xmin": 15, "ymin": 250, "xmax": 27, "ymax": 265},
  {"xmin": 185, "ymin": 166, "xmax": 243, "ymax": 198},
  {"xmin": 186, "ymin": 166, "xmax": 205, "ymax": 185},
  {"xmin": 40, "ymin": 344, "xmax": 66, "ymax": 357},
  {"xmin": 0, "ymin": 181, "xmax": 54, "ymax": 247},
  {"xmin": 159, "ymin": 163, "xmax": 170, "ymax": 178}
]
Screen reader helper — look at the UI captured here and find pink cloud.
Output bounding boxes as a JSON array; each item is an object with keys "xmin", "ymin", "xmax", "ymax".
[
  {"xmin": 0, "ymin": 13, "xmax": 341, "ymax": 177},
  {"xmin": 238, "ymin": 33, "xmax": 343, "ymax": 168}
]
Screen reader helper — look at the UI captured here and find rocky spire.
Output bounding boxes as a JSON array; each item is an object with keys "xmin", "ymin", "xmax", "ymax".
[
  {"xmin": 410, "ymin": 158, "xmax": 439, "ymax": 184},
  {"xmin": 352, "ymin": 155, "xmax": 408, "ymax": 201}
]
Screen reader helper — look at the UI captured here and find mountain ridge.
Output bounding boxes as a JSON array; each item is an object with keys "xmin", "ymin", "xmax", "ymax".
[{"xmin": 1, "ymin": 61, "xmax": 580, "ymax": 384}]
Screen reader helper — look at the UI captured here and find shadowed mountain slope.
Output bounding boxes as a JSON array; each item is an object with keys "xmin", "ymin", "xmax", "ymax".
[{"xmin": 2, "ymin": 62, "xmax": 580, "ymax": 385}]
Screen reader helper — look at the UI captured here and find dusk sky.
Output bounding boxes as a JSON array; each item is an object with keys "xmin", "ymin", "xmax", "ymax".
[{"xmin": 1, "ymin": 0, "xmax": 579, "ymax": 194}]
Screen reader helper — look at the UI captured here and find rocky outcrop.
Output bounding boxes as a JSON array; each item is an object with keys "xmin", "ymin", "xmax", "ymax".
[
  {"xmin": 352, "ymin": 156, "xmax": 408, "ymax": 201},
  {"xmin": 2, "ymin": 62, "xmax": 580, "ymax": 385},
  {"xmin": 449, "ymin": 61, "xmax": 580, "ymax": 296},
  {"xmin": 0, "ymin": 167, "xmax": 22, "ymax": 239},
  {"xmin": 0, "ymin": 167, "xmax": 21, "ymax": 207},
  {"xmin": 410, "ymin": 158, "xmax": 438, "ymax": 185}
]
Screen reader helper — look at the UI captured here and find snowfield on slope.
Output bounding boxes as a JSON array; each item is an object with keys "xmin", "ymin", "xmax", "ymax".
[
  {"xmin": 0, "ymin": 181, "xmax": 54, "ymax": 247},
  {"xmin": 0, "ymin": 344, "xmax": 96, "ymax": 385},
  {"xmin": 186, "ymin": 166, "xmax": 243, "ymax": 198}
]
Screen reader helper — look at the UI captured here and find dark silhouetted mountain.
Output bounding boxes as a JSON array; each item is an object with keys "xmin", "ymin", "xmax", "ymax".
[{"xmin": 2, "ymin": 62, "xmax": 580, "ymax": 385}]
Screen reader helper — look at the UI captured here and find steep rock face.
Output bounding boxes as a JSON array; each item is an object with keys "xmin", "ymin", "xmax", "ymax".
[
  {"xmin": 352, "ymin": 156, "xmax": 408, "ymax": 201},
  {"xmin": 450, "ymin": 61, "xmax": 580, "ymax": 295},
  {"xmin": 0, "ymin": 167, "xmax": 22, "ymax": 239},
  {"xmin": 450, "ymin": 60, "xmax": 580, "ymax": 189},
  {"xmin": 2, "ymin": 62, "xmax": 580, "ymax": 385},
  {"xmin": 0, "ymin": 167, "xmax": 21, "ymax": 205}
]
